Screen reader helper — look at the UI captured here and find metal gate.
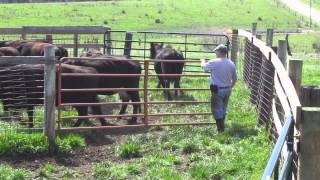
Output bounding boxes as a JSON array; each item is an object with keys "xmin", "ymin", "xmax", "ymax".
[{"xmin": 57, "ymin": 31, "xmax": 230, "ymax": 132}]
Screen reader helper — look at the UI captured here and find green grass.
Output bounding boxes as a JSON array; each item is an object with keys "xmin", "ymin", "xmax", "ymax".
[
  {"xmin": 0, "ymin": 132, "xmax": 85, "ymax": 155},
  {"xmin": 115, "ymin": 137, "xmax": 142, "ymax": 158},
  {"xmin": 0, "ymin": 0, "xmax": 308, "ymax": 30},
  {"xmin": 264, "ymin": 34, "xmax": 320, "ymax": 86},
  {"xmin": 0, "ymin": 164, "xmax": 28, "ymax": 180},
  {"xmin": 302, "ymin": 0, "xmax": 320, "ymax": 10}
]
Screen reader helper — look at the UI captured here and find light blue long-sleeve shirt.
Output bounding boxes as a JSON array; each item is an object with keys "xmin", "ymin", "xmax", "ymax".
[{"xmin": 202, "ymin": 58, "xmax": 237, "ymax": 87}]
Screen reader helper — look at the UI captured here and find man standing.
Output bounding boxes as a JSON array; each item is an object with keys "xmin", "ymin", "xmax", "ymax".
[{"xmin": 201, "ymin": 44, "xmax": 237, "ymax": 133}]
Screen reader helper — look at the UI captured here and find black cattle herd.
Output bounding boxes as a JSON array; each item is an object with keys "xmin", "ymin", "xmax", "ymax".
[{"xmin": 0, "ymin": 40, "xmax": 185, "ymax": 127}]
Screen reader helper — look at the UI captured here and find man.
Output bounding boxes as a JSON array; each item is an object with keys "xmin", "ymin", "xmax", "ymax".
[{"xmin": 201, "ymin": 44, "xmax": 237, "ymax": 133}]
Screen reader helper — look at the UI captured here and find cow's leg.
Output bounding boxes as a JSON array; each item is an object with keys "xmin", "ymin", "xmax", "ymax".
[
  {"xmin": 74, "ymin": 106, "xmax": 88, "ymax": 127},
  {"xmin": 165, "ymin": 80, "xmax": 172, "ymax": 101},
  {"xmin": 91, "ymin": 105, "xmax": 110, "ymax": 126},
  {"xmin": 118, "ymin": 92, "xmax": 129, "ymax": 120},
  {"xmin": 27, "ymin": 106, "xmax": 34, "ymax": 128},
  {"xmin": 157, "ymin": 75, "xmax": 166, "ymax": 88},
  {"xmin": 127, "ymin": 90, "xmax": 140, "ymax": 125},
  {"xmin": 174, "ymin": 77, "xmax": 183, "ymax": 96}
]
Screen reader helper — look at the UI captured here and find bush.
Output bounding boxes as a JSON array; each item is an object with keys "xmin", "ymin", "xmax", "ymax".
[{"xmin": 155, "ymin": 18, "xmax": 161, "ymax": 23}]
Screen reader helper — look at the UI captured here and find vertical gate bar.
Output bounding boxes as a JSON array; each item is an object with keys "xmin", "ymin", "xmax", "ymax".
[
  {"xmin": 143, "ymin": 61, "xmax": 149, "ymax": 125},
  {"xmin": 286, "ymin": 120, "xmax": 294, "ymax": 180},
  {"xmin": 106, "ymin": 31, "xmax": 112, "ymax": 55},
  {"xmin": 274, "ymin": 159, "xmax": 279, "ymax": 180},
  {"xmin": 184, "ymin": 34, "xmax": 187, "ymax": 60},
  {"xmin": 124, "ymin": 32, "xmax": 133, "ymax": 58},
  {"xmin": 74, "ymin": 33, "xmax": 78, "ymax": 57},
  {"xmin": 57, "ymin": 62, "xmax": 62, "ymax": 130},
  {"xmin": 144, "ymin": 32, "xmax": 147, "ymax": 60}
]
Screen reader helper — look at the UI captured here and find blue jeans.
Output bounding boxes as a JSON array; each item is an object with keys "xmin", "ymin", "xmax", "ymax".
[{"xmin": 211, "ymin": 88, "xmax": 231, "ymax": 120}]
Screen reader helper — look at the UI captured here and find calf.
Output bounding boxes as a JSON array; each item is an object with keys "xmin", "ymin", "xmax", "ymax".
[{"xmin": 150, "ymin": 42, "xmax": 185, "ymax": 100}]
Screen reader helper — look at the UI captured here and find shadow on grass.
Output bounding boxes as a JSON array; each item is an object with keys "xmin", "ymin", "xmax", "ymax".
[
  {"xmin": 171, "ymin": 92, "xmax": 196, "ymax": 102},
  {"xmin": 226, "ymin": 122, "xmax": 258, "ymax": 138}
]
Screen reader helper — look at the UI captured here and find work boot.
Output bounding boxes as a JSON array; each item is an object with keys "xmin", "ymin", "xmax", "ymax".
[
  {"xmin": 215, "ymin": 119, "xmax": 224, "ymax": 133},
  {"xmin": 221, "ymin": 118, "xmax": 225, "ymax": 132}
]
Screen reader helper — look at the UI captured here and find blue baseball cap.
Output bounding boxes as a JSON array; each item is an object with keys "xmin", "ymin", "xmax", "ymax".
[{"xmin": 214, "ymin": 44, "xmax": 228, "ymax": 53}]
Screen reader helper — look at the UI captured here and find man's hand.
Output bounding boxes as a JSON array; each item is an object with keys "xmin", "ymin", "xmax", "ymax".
[{"xmin": 200, "ymin": 59, "xmax": 206, "ymax": 67}]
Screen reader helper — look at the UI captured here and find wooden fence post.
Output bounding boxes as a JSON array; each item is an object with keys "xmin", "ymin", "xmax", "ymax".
[
  {"xmin": 288, "ymin": 59, "xmax": 302, "ymax": 180},
  {"xmin": 266, "ymin": 29, "xmax": 274, "ymax": 47},
  {"xmin": 123, "ymin": 32, "xmax": 133, "ymax": 58},
  {"xmin": 73, "ymin": 34, "xmax": 78, "ymax": 57},
  {"xmin": 44, "ymin": 46, "xmax": 56, "ymax": 154},
  {"xmin": 230, "ymin": 29, "xmax": 239, "ymax": 66},
  {"xmin": 278, "ymin": 40, "xmax": 288, "ymax": 69},
  {"xmin": 298, "ymin": 107, "xmax": 320, "ymax": 180},
  {"xmin": 288, "ymin": 59, "xmax": 303, "ymax": 98},
  {"xmin": 252, "ymin": 22, "xmax": 257, "ymax": 36}
]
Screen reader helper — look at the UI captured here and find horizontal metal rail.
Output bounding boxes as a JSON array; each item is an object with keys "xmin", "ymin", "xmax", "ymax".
[
  {"xmin": 109, "ymin": 47, "xmax": 215, "ymax": 54},
  {"xmin": 60, "ymin": 88, "xmax": 210, "ymax": 92},
  {"xmin": 261, "ymin": 116, "xmax": 293, "ymax": 180},
  {"xmin": 59, "ymin": 124, "xmax": 147, "ymax": 132},
  {"xmin": 107, "ymin": 30, "xmax": 230, "ymax": 37},
  {"xmin": 61, "ymin": 112, "xmax": 212, "ymax": 120},
  {"xmin": 61, "ymin": 73, "xmax": 209, "ymax": 77},
  {"xmin": 58, "ymin": 122, "xmax": 216, "ymax": 132},
  {"xmin": 61, "ymin": 101, "xmax": 210, "ymax": 106},
  {"xmin": 60, "ymin": 57, "xmax": 202, "ymax": 63},
  {"xmin": 108, "ymin": 39, "xmax": 223, "ymax": 46}
]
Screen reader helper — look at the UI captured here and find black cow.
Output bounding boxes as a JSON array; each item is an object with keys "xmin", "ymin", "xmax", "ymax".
[
  {"xmin": 0, "ymin": 64, "xmax": 109, "ymax": 128},
  {"xmin": 62, "ymin": 50, "xmax": 141, "ymax": 124},
  {"xmin": 150, "ymin": 42, "xmax": 185, "ymax": 100}
]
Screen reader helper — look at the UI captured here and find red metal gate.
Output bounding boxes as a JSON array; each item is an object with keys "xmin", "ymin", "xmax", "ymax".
[{"xmin": 57, "ymin": 57, "xmax": 215, "ymax": 132}]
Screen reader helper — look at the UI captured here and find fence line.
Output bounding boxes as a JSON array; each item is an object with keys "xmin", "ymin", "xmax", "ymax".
[{"xmin": 238, "ymin": 28, "xmax": 302, "ymax": 180}]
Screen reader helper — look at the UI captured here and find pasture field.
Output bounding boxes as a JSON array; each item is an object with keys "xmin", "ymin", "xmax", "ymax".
[
  {"xmin": 269, "ymin": 34, "xmax": 320, "ymax": 86},
  {"xmin": 302, "ymin": 0, "xmax": 320, "ymax": 10},
  {"xmin": 0, "ymin": 0, "xmax": 308, "ymax": 30}
]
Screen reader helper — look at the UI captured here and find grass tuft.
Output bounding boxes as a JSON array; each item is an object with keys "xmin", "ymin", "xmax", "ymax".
[
  {"xmin": 116, "ymin": 139, "xmax": 142, "ymax": 158},
  {"xmin": 0, "ymin": 132, "xmax": 85, "ymax": 155},
  {"xmin": 0, "ymin": 164, "xmax": 28, "ymax": 180},
  {"xmin": 56, "ymin": 134, "xmax": 86, "ymax": 153}
]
